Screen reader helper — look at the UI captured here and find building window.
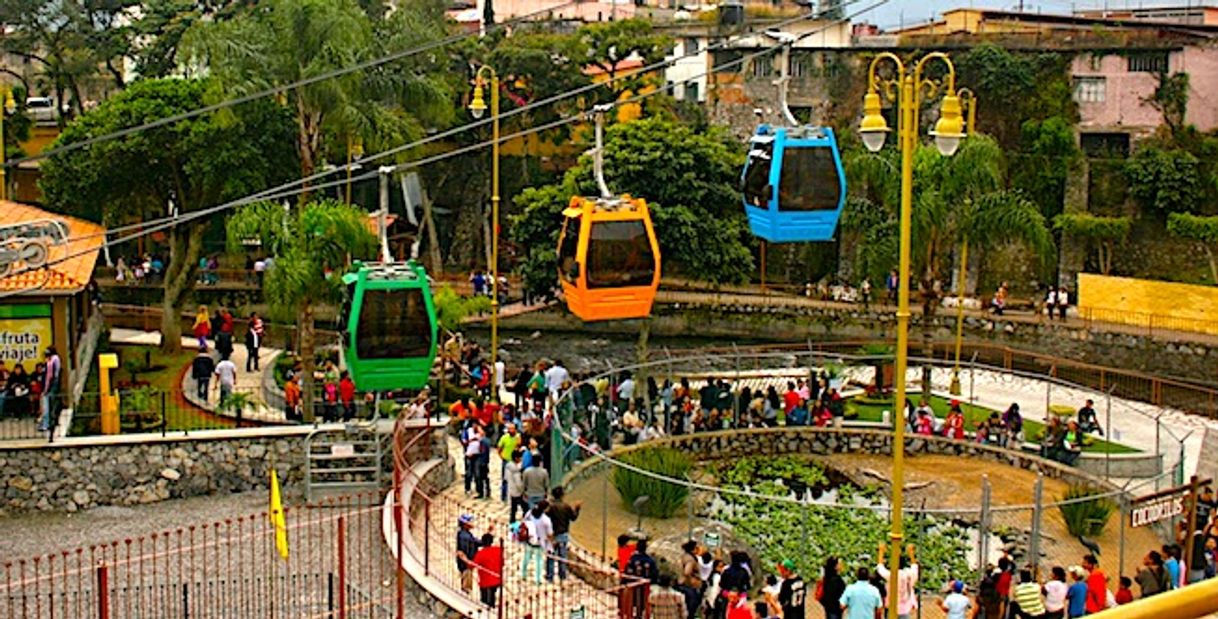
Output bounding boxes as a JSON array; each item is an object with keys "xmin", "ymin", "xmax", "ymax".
[
  {"xmin": 1127, "ymin": 52, "xmax": 1169, "ymax": 74},
  {"xmin": 684, "ymin": 37, "xmax": 699, "ymax": 54},
  {"xmin": 712, "ymin": 50, "xmax": 743, "ymax": 71},
  {"xmin": 684, "ymin": 82, "xmax": 700, "ymax": 102},
  {"xmin": 1080, "ymin": 132, "xmax": 1130, "ymax": 158},
  {"xmin": 1073, "ymin": 76, "xmax": 1106, "ymax": 103},
  {"xmin": 789, "ymin": 53, "xmax": 810, "ymax": 78},
  {"xmin": 751, "ymin": 56, "xmax": 774, "ymax": 78}
]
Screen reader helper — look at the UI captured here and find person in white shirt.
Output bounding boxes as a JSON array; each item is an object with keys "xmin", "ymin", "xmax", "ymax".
[
  {"xmin": 876, "ymin": 543, "xmax": 919, "ymax": 619},
  {"xmin": 520, "ymin": 501, "xmax": 553, "ymax": 584},
  {"xmin": 617, "ymin": 375, "xmax": 635, "ymax": 403},
  {"xmin": 1045, "ymin": 288, "xmax": 1058, "ymax": 320},
  {"xmin": 544, "ymin": 360, "xmax": 570, "ymax": 397},
  {"xmin": 1043, "ymin": 566, "xmax": 1069, "ymax": 617},
  {"xmin": 640, "ymin": 418, "xmax": 665, "ymax": 442}
]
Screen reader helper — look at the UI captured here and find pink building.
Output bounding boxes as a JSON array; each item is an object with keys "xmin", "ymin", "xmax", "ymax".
[{"xmin": 1072, "ymin": 46, "xmax": 1218, "ymax": 136}]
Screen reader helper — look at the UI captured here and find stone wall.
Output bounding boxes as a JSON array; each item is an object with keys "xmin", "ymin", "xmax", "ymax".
[
  {"xmin": 500, "ymin": 303, "xmax": 1218, "ymax": 387},
  {"xmin": 0, "ymin": 422, "xmax": 449, "ymax": 515}
]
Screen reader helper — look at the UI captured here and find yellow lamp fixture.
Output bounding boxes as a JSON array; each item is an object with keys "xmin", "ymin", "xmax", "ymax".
[
  {"xmin": 468, "ymin": 82, "xmax": 487, "ymax": 120},
  {"xmin": 858, "ymin": 91, "xmax": 890, "ymax": 153},
  {"xmin": 930, "ymin": 93, "xmax": 966, "ymax": 156}
]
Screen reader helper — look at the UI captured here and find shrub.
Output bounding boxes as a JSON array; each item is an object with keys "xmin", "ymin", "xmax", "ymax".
[
  {"xmin": 611, "ymin": 447, "xmax": 693, "ymax": 518},
  {"xmin": 1058, "ymin": 485, "xmax": 1117, "ymax": 537}
]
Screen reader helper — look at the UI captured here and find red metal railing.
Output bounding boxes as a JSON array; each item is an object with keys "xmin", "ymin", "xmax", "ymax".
[
  {"xmin": 0, "ymin": 492, "xmax": 395, "ymax": 618},
  {"xmin": 390, "ymin": 417, "xmax": 650, "ymax": 619}
]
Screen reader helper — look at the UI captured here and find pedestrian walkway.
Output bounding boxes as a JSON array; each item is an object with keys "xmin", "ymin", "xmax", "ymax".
[{"xmin": 110, "ymin": 328, "xmax": 286, "ymax": 423}]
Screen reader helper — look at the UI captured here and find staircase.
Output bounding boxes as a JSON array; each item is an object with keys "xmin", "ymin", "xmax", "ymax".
[{"xmin": 304, "ymin": 422, "xmax": 389, "ymax": 502}]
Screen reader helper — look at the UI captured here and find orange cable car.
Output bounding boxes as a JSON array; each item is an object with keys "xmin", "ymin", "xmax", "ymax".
[
  {"xmin": 557, "ymin": 194, "xmax": 661, "ymax": 321},
  {"xmin": 555, "ymin": 105, "xmax": 661, "ymax": 322}
]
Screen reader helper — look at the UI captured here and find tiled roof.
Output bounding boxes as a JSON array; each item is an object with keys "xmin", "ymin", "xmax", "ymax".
[{"xmin": 0, "ymin": 201, "xmax": 105, "ymax": 295}]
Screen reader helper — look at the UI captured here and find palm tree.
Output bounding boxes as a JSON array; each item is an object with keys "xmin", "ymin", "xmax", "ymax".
[
  {"xmin": 183, "ymin": 0, "xmax": 452, "ymax": 185},
  {"xmin": 845, "ymin": 135, "xmax": 1054, "ymax": 387},
  {"xmin": 226, "ymin": 200, "xmax": 377, "ymax": 422}
]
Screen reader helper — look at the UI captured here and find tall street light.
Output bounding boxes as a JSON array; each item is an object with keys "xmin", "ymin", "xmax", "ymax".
[
  {"xmin": 469, "ymin": 65, "xmax": 500, "ymax": 402},
  {"xmin": 858, "ymin": 52, "xmax": 967, "ymax": 619},
  {"xmin": 949, "ymin": 88, "xmax": 978, "ymax": 396}
]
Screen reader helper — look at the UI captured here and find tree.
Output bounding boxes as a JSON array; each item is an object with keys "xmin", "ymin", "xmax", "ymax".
[
  {"xmin": 1124, "ymin": 146, "xmax": 1203, "ymax": 216},
  {"xmin": 1145, "ymin": 72, "xmax": 1190, "ymax": 137},
  {"xmin": 577, "ymin": 19, "xmax": 671, "ymax": 104},
  {"xmin": 1012, "ymin": 116, "xmax": 1080, "ymax": 221},
  {"xmin": 226, "ymin": 200, "xmax": 377, "ymax": 422},
  {"xmin": 128, "ymin": 0, "xmax": 250, "ymax": 79},
  {"xmin": 1053, "ymin": 213, "xmax": 1131, "ymax": 276},
  {"xmin": 845, "ymin": 135, "xmax": 1054, "ymax": 387},
  {"xmin": 0, "ymin": 0, "xmax": 98, "ymax": 122},
  {"xmin": 510, "ymin": 117, "xmax": 753, "ymax": 300},
  {"xmin": 39, "ymin": 78, "xmax": 298, "ymax": 352},
  {"xmin": 1167, "ymin": 213, "xmax": 1218, "ymax": 284},
  {"xmin": 953, "ymin": 45, "xmax": 1077, "ymax": 149},
  {"xmin": 184, "ymin": 0, "xmax": 452, "ymax": 183}
]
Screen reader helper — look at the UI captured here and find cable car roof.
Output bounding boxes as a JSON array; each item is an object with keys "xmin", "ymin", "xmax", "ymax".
[{"xmin": 341, "ymin": 261, "xmax": 426, "ymax": 285}]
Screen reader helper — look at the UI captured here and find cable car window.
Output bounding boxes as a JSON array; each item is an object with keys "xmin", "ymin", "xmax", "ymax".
[
  {"xmin": 586, "ymin": 220, "xmax": 654, "ymax": 289},
  {"xmin": 356, "ymin": 289, "xmax": 431, "ymax": 359},
  {"xmin": 742, "ymin": 142, "xmax": 773, "ymax": 208},
  {"xmin": 778, "ymin": 147, "xmax": 841, "ymax": 211},
  {"xmin": 558, "ymin": 216, "xmax": 581, "ymax": 282}
]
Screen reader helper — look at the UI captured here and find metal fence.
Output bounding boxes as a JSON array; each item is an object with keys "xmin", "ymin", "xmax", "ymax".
[{"xmin": 0, "ymin": 493, "xmax": 397, "ymax": 619}]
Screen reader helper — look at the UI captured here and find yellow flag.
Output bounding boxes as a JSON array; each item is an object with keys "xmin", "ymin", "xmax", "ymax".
[{"xmin": 269, "ymin": 467, "xmax": 289, "ymax": 560}]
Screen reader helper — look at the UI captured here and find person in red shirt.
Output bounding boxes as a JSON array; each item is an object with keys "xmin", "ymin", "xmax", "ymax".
[
  {"xmin": 475, "ymin": 398, "xmax": 496, "ymax": 429},
  {"xmin": 338, "ymin": 371, "xmax": 357, "ymax": 420},
  {"xmin": 472, "ymin": 533, "xmax": 503, "ymax": 606},
  {"xmin": 782, "ymin": 382, "xmax": 801, "ymax": 414},
  {"xmin": 1115, "ymin": 576, "xmax": 1133, "ymax": 604},
  {"xmin": 1083, "ymin": 554, "xmax": 1107, "ymax": 613},
  {"xmin": 617, "ymin": 534, "xmax": 637, "ymax": 574}
]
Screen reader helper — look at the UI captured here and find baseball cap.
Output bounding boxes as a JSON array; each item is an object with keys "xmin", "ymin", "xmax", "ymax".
[
  {"xmin": 952, "ymin": 580, "xmax": 964, "ymax": 593},
  {"xmin": 458, "ymin": 514, "xmax": 475, "ymax": 526},
  {"xmin": 1068, "ymin": 565, "xmax": 1087, "ymax": 579},
  {"xmin": 780, "ymin": 559, "xmax": 796, "ymax": 571}
]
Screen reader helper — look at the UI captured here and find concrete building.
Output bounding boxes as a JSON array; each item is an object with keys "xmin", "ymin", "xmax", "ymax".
[
  {"xmin": 1072, "ymin": 47, "xmax": 1218, "ymax": 140},
  {"xmin": 1074, "ymin": 4, "xmax": 1218, "ymax": 26}
]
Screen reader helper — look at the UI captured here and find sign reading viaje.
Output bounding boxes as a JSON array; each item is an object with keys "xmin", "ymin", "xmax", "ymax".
[{"xmin": 0, "ymin": 303, "xmax": 53, "ymax": 370}]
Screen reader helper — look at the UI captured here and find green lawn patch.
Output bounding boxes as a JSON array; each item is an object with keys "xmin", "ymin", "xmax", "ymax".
[{"xmin": 845, "ymin": 393, "xmax": 1139, "ymax": 454}]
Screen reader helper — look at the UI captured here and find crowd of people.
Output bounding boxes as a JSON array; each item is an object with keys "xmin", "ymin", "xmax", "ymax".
[
  {"xmin": 0, "ymin": 346, "xmax": 63, "ymax": 431},
  {"xmin": 188, "ymin": 305, "xmax": 264, "ymax": 410}
]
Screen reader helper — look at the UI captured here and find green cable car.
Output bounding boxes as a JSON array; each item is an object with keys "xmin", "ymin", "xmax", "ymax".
[{"xmin": 339, "ymin": 261, "xmax": 437, "ymax": 391}]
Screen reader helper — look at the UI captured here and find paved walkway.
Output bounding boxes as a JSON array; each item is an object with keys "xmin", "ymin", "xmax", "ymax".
[{"xmin": 110, "ymin": 328, "xmax": 286, "ymax": 423}]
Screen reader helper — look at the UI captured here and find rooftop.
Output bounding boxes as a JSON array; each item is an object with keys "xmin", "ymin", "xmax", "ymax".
[{"xmin": 0, "ymin": 201, "xmax": 105, "ymax": 295}]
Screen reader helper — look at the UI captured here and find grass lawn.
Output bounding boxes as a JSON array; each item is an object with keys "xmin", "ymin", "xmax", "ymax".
[
  {"xmin": 111, "ymin": 344, "xmax": 234, "ymax": 431},
  {"xmin": 845, "ymin": 393, "xmax": 1139, "ymax": 454}
]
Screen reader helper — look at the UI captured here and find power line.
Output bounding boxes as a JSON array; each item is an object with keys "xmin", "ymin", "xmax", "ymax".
[
  {"xmin": 5, "ymin": 0, "xmax": 890, "ymax": 289},
  {"xmin": 1, "ymin": 0, "xmax": 581, "ymax": 170}
]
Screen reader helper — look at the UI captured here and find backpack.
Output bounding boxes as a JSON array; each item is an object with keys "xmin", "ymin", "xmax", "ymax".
[
  {"xmin": 515, "ymin": 519, "xmax": 532, "ymax": 544},
  {"xmin": 814, "ymin": 579, "xmax": 824, "ymax": 602}
]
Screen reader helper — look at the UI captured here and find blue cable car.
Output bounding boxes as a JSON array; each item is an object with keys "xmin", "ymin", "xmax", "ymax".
[{"xmin": 740, "ymin": 124, "xmax": 847, "ymax": 243}]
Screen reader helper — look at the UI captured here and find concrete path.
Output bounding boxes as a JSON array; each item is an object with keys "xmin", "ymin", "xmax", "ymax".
[{"xmin": 110, "ymin": 328, "xmax": 286, "ymax": 423}]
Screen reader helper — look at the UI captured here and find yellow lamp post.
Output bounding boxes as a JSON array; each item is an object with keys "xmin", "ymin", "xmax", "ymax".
[
  {"xmin": 949, "ymin": 88, "xmax": 978, "ymax": 396},
  {"xmin": 468, "ymin": 65, "xmax": 500, "ymax": 402},
  {"xmin": 0, "ymin": 90, "xmax": 16, "ymax": 201},
  {"xmin": 858, "ymin": 52, "xmax": 967, "ymax": 619}
]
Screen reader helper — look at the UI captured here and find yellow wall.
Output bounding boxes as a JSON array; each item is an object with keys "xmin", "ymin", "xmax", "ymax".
[{"xmin": 1077, "ymin": 273, "xmax": 1218, "ymax": 335}]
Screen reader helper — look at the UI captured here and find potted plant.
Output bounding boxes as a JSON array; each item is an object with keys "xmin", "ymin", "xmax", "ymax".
[
  {"xmin": 220, "ymin": 391, "xmax": 255, "ymax": 425},
  {"xmin": 121, "ymin": 386, "xmax": 160, "ymax": 432},
  {"xmin": 824, "ymin": 360, "xmax": 846, "ymax": 391}
]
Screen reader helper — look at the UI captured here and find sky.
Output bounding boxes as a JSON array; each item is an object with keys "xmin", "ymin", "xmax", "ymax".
[{"xmin": 857, "ymin": 0, "xmax": 1207, "ymax": 28}]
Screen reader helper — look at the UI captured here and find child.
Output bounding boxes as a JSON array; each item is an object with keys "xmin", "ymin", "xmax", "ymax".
[
  {"xmin": 1066, "ymin": 566, "xmax": 1089, "ymax": 618},
  {"xmin": 1115, "ymin": 576, "xmax": 1133, "ymax": 605},
  {"xmin": 472, "ymin": 534, "xmax": 503, "ymax": 607}
]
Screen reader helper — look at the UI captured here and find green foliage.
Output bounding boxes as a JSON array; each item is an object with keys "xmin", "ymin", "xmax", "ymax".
[
  {"xmin": 433, "ymin": 285, "xmax": 492, "ymax": 333},
  {"xmin": 1053, "ymin": 213, "xmax": 1132, "ymax": 240},
  {"xmin": 1146, "ymin": 72, "xmax": 1190, "ymax": 135},
  {"xmin": 844, "ymin": 135, "xmax": 1053, "ymax": 310},
  {"xmin": 953, "ymin": 45, "xmax": 1077, "ymax": 148},
  {"xmin": 1125, "ymin": 147, "xmax": 1203, "ymax": 215},
  {"xmin": 705, "ymin": 457, "xmax": 974, "ymax": 588},
  {"xmin": 219, "ymin": 391, "xmax": 254, "ymax": 417},
  {"xmin": 1058, "ymin": 485, "xmax": 1117, "ymax": 537},
  {"xmin": 1167, "ymin": 212, "xmax": 1218, "ymax": 244},
  {"xmin": 715, "ymin": 456, "xmax": 827, "ymax": 489},
  {"xmin": 1013, "ymin": 116, "xmax": 1081, "ymax": 220},
  {"xmin": 183, "ymin": 0, "xmax": 452, "ymax": 177},
  {"xmin": 510, "ymin": 117, "xmax": 752, "ymax": 299},
  {"xmin": 40, "ymin": 77, "xmax": 297, "ymax": 225},
  {"xmin": 611, "ymin": 447, "xmax": 693, "ymax": 518}
]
